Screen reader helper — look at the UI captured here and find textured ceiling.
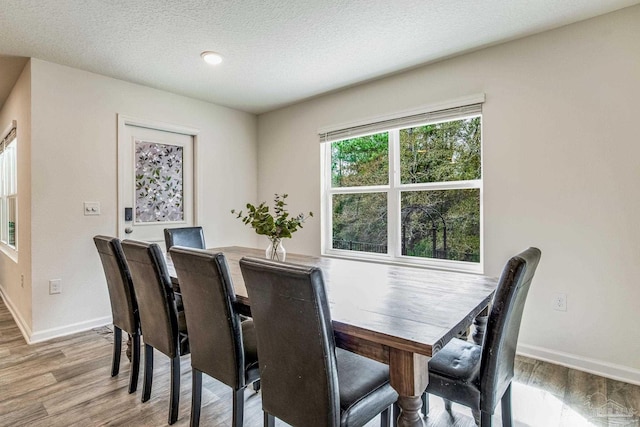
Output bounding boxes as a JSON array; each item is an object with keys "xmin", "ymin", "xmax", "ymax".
[{"xmin": 0, "ymin": 0, "xmax": 638, "ymax": 113}]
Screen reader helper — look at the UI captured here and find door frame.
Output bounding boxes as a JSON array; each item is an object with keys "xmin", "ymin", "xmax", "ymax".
[{"xmin": 116, "ymin": 114, "xmax": 200, "ymax": 241}]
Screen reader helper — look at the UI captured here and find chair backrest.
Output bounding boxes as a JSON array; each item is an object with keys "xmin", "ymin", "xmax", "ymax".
[
  {"xmin": 122, "ymin": 239, "xmax": 181, "ymax": 358},
  {"xmin": 479, "ymin": 247, "xmax": 541, "ymax": 411},
  {"xmin": 239, "ymin": 257, "xmax": 340, "ymax": 427},
  {"xmin": 164, "ymin": 226, "xmax": 205, "ymax": 252},
  {"xmin": 94, "ymin": 235, "xmax": 139, "ymax": 335},
  {"xmin": 169, "ymin": 246, "xmax": 246, "ymax": 389}
]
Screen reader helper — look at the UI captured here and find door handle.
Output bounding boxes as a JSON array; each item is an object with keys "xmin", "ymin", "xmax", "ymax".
[{"xmin": 125, "ymin": 227, "xmax": 133, "ymax": 234}]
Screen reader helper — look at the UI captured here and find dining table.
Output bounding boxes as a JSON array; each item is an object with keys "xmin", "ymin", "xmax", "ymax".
[{"xmin": 167, "ymin": 246, "xmax": 497, "ymax": 427}]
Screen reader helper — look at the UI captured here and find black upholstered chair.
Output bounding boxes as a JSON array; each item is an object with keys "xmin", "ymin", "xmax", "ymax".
[
  {"xmin": 422, "ymin": 247, "xmax": 542, "ymax": 427},
  {"xmin": 121, "ymin": 239, "xmax": 190, "ymax": 425},
  {"xmin": 93, "ymin": 235, "xmax": 141, "ymax": 394},
  {"xmin": 239, "ymin": 257, "xmax": 398, "ymax": 427},
  {"xmin": 164, "ymin": 226, "xmax": 206, "ymax": 252},
  {"xmin": 169, "ymin": 247, "xmax": 260, "ymax": 427}
]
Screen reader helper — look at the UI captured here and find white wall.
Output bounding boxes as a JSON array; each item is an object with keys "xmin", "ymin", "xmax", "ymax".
[
  {"xmin": 257, "ymin": 6, "xmax": 640, "ymax": 382},
  {"xmin": 0, "ymin": 61, "xmax": 32, "ymax": 335},
  {"xmin": 29, "ymin": 59, "xmax": 258, "ymax": 341}
]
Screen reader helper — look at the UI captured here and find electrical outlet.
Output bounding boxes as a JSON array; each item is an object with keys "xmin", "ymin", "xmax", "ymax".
[
  {"xmin": 553, "ymin": 293, "xmax": 567, "ymax": 311},
  {"xmin": 20, "ymin": 274, "xmax": 24, "ymax": 288},
  {"xmin": 49, "ymin": 279, "xmax": 62, "ymax": 295}
]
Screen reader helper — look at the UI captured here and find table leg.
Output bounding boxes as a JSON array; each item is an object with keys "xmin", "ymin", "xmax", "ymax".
[
  {"xmin": 472, "ymin": 306, "xmax": 489, "ymax": 345},
  {"xmin": 389, "ymin": 348, "xmax": 429, "ymax": 427}
]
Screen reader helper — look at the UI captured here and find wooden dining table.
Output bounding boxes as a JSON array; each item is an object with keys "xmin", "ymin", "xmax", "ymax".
[{"xmin": 168, "ymin": 246, "xmax": 497, "ymax": 427}]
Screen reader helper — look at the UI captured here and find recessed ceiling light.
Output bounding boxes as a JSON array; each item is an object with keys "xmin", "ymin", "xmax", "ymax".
[{"xmin": 201, "ymin": 51, "xmax": 223, "ymax": 65}]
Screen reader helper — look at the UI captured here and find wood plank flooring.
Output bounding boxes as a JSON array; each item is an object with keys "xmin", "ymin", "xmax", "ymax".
[{"xmin": 0, "ymin": 298, "xmax": 638, "ymax": 426}]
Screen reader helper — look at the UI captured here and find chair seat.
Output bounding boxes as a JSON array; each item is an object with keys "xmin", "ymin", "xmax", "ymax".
[
  {"xmin": 177, "ymin": 309, "xmax": 190, "ymax": 355},
  {"xmin": 170, "ymin": 248, "xmax": 260, "ymax": 427},
  {"xmin": 240, "ymin": 256, "xmax": 396, "ymax": 427},
  {"xmin": 123, "ymin": 239, "xmax": 191, "ymax": 425},
  {"xmin": 241, "ymin": 319, "xmax": 260, "ymax": 383},
  {"xmin": 424, "ymin": 248, "xmax": 541, "ymax": 426},
  {"xmin": 427, "ymin": 338, "xmax": 482, "ymax": 410},
  {"xmin": 430, "ymin": 338, "xmax": 482, "ymax": 381},
  {"xmin": 336, "ymin": 348, "xmax": 398, "ymax": 427},
  {"xmin": 178, "ymin": 310, "xmax": 188, "ymax": 333},
  {"xmin": 93, "ymin": 235, "xmax": 141, "ymax": 394}
]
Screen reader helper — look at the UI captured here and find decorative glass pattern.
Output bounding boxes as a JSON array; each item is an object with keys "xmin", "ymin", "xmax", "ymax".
[{"xmin": 135, "ymin": 140, "xmax": 184, "ymax": 222}]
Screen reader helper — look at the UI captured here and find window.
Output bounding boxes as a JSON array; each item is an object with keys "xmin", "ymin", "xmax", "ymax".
[
  {"xmin": 0, "ymin": 121, "xmax": 17, "ymax": 251},
  {"xmin": 321, "ymin": 100, "xmax": 482, "ymax": 271}
]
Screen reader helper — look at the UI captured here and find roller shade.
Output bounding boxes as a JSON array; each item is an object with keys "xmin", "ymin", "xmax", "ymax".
[
  {"xmin": 1, "ymin": 127, "xmax": 16, "ymax": 149},
  {"xmin": 319, "ymin": 101, "xmax": 482, "ymax": 143}
]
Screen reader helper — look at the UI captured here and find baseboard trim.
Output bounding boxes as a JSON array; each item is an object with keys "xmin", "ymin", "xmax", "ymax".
[
  {"xmin": 0, "ymin": 286, "xmax": 33, "ymax": 343},
  {"xmin": 518, "ymin": 343, "xmax": 640, "ymax": 386},
  {"xmin": 1, "ymin": 285, "xmax": 112, "ymax": 344},
  {"xmin": 29, "ymin": 316, "xmax": 112, "ymax": 344}
]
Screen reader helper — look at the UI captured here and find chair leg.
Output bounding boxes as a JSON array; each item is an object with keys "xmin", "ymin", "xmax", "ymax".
[
  {"xmin": 393, "ymin": 402, "xmax": 400, "ymax": 426},
  {"xmin": 232, "ymin": 387, "xmax": 245, "ymax": 427},
  {"xmin": 421, "ymin": 392, "xmax": 429, "ymax": 417},
  {"xmin": 190, "ymin": 369, "xmax": 202, "ymax": 427},
  {"xmin": 128, "ymin": 333, "xmax": 140, "ymax": 393},
  {"xmin": 168, "ymin": 355, "xmax": 181, "ymax": 425},
  {"xmin": 444, "ymin": 398, "xmax": 452, "ymax": 414},
  {"xmin": 142, "ymin": 344, "xmax": 153, "ymax": 403},
  {"xmin": 111, "ymin": 326, "xmax": 122, "ymax": 377},
  {"xmin": 480, "ymin": 411, "xmax": 492, "ymax": 427},
  {"xmin": 264, "ymin": 412, "xmax": 275, "ymax": 427},
  {"xmin": 472, "ymin": 409, "xmax": 480, "ymax": 425},
  {"xmin": 380, "ymin": 405, "xmax": 391, "ymax": 427},
  {"xmin": 253, "ymin": 379, "xmax": 261, "ymax": 392},
  {"xmin": 501, "ymin": 383, "xmax": 513, "ymax": 427}
]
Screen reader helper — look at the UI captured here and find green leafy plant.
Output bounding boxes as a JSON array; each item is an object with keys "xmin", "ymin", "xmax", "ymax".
[{"xmin": 232, "ymin": 194, "xmax": 313, "ymax": 240}]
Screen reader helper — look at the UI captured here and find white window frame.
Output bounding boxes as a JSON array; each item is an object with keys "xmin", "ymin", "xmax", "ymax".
[
  {"xmin": 0, "ymin": 120, "xmax": 18, "ymax": 259},
  {"xmin": 320, "ymin": 95, "xmax": 484, "ymax": 273}
]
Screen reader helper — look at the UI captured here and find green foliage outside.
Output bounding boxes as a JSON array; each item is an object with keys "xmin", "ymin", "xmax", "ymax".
[
  {"xmin": 331, "ymin": 117, "xmax": 481, "ymax": 262},
  {"xmin": 332, "ymin": 133, "xmax": 388, "ymax": 187},
  {"xmin": 400, "ymin": 118, "xmax": 481, "ymax": 183},
  {"xmin": 332, "ymin": 193, "xmax": 387, "ymax": 252},
  {"xmin": 401, "ymin": 189, "xmax": 480, "ymax": 262}
]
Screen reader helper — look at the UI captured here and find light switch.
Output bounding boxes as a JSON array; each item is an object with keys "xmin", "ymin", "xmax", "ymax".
[{"xmin": 84, "ymin": 202, "xmax": 101, "ymax": 216}]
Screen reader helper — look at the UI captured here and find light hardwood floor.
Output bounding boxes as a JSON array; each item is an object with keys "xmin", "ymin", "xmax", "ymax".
[{"xmin": 0, "ymin": 298, "xmax": 638, "ymax": 426}]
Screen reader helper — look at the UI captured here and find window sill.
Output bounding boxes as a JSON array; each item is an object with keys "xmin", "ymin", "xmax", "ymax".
[{"xmin": 0, "ymin": 243, "xmax": 18, "ymax": 263}]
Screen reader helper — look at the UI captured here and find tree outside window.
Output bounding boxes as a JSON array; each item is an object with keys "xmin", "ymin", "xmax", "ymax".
[{"xmin": 325, "ymin": 115, "xmax": 481, "ymax": 268}]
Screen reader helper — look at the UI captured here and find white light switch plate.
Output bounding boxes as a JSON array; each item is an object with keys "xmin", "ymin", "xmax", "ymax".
[{"xmin": 84, "ymin": 202, "xmax": 101, "ymax": 216}]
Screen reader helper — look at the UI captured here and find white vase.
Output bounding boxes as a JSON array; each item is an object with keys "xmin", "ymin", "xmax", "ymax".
[{"xmin": 266, "ymin": 237, "xmax": 286, "ymax": 261}]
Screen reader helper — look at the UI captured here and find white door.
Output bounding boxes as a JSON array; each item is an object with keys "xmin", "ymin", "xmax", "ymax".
[{"xmin": 118, "ymin": 121, "xmax": 196, "ymax": 246}]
